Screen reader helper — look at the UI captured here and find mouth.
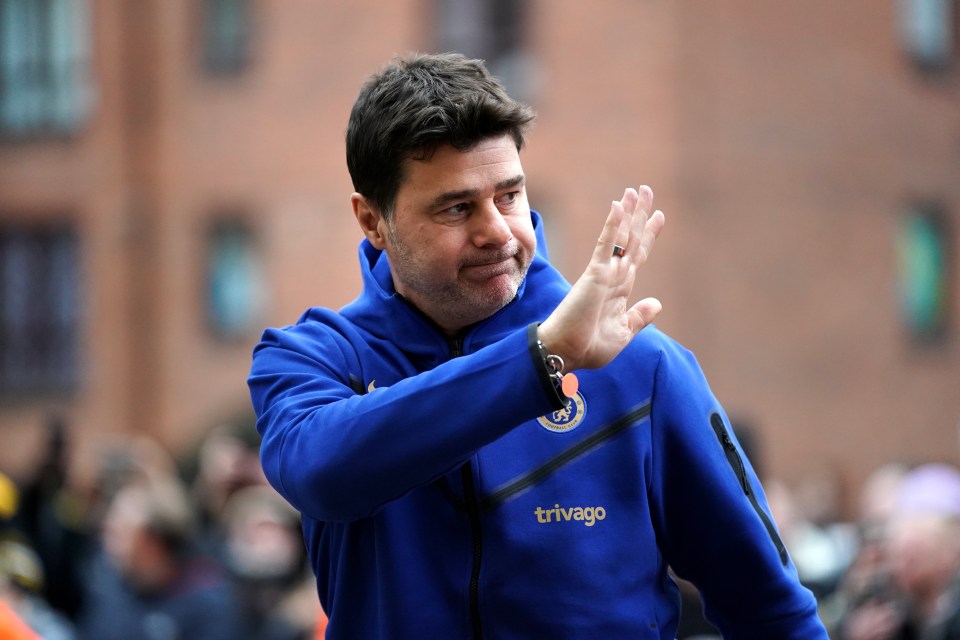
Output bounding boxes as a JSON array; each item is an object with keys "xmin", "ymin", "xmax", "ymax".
[{"xmin": 461, "ymin": 255, "xmax": 516, "ymax": 280}]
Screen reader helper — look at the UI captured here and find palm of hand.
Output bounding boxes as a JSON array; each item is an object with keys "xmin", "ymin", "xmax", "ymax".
[{"xmin": 539, "ymin": 186, "xmax": 664, "ymax": 372}]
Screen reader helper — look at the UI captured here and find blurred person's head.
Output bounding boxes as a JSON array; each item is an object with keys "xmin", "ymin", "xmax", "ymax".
[
  {"xmin": 221, "ymin": 485, "xmax": 304, "ymax": 585},
  {"xmin": 345, "ymin": 51, "xmax": 535, "ymax": 221},
  {"xmin": 886, "ymin": 463, "xmax": 960, "ymax": 614},
  {"xmin": 855, "ymin": 462, "xmax": 909, "ymax": 558},
  {"xmin": 85, "ymin": 435, "xmax": 178, "ymax": 527},
  {"xmin": 859, "ymin": 462, "xmax": 909, "ymax": 526},
  {"xmin": 101, "ymin": 475, "xmax": 197, "ymax": 594},
  {"xmin": 192, "ymin": 422, "xmax": 265, "ymax": 525}
]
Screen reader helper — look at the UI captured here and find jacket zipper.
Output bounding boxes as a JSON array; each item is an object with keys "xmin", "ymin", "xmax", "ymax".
[
  {"xmin": 709, "ymin": 413, "xmax": 788, "ymax": 565},
  {"xmin": 449, "ymin": 336, "xmax": 483, "ymax": 638},
  {"xmin": 462, "ymin": 462, "xmax": 484, "ymax": 639}
]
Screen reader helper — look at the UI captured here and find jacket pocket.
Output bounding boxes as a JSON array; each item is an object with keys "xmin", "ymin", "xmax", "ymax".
[{"xmin": 709, "ymin": 412, "xmax": 788, "ymax": 565}]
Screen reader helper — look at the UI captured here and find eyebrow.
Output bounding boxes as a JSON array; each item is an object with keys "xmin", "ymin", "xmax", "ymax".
[{"xmin": 426, "ymin": 174, "xmax": 526, "ymax": 210}]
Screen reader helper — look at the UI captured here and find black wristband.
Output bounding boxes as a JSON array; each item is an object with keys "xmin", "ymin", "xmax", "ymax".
[{"xmin": 527, "ymin": 323, "xmax": 568, "ymax": 411}]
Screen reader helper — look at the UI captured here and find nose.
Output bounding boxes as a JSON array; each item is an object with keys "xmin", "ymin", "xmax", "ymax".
[{"xmin": 470, "ymin": 201, "xmax": 513, "ymax": 248}]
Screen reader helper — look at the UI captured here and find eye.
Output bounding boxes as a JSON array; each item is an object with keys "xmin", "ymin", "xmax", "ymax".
[
  {"xmin": 443, "ymin": 202, "xmax": 470, "ymax": 216},
  {"xmin": 496, "ymin": 191, "xmax": 520, "ymax": 207}
]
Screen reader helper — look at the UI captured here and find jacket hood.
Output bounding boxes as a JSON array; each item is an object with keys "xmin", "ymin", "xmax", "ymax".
[{"xmin": 337, "ymin": 210, "xmax": 570, "ymax": 368}]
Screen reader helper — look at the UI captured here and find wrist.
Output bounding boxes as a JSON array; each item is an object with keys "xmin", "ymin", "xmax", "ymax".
[
  {"xmin": 529, "ymin": 323, "xmax": 580, "ymax": 404},
  {"xmin": 536, "ymin": 318, "xmax": 580, "ymax": 372}
]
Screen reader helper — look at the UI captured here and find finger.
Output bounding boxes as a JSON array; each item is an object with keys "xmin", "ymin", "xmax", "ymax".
[
  {"xmin": 635, "ymin": 185, "xmax": 653, "ymax": 213},
  {"xmin": 624, "ymin": 186, "xmax": 654, "ymax": 257},
  {"xmin": 615, "ymin": 187, "xmax": 639, "ymax": 238},
  {"xmin": 636, "ymin": 210, "xmax": 665, "ymax": 264},
  {"xmin": 593, "ymin": 199, "xmax": 625, "ymax": 263},
  {"xmin": 626, "ymin": 297, "xmax": 662, "ymax": 334},
  {"xmin": 619, "ymin": 187, "xmax": 639, "ymax": 217}
]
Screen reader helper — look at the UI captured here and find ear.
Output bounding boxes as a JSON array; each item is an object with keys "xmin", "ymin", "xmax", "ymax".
[{"xmin": 352, "ymin": 193, "xmax": 388, "ymax": 250}]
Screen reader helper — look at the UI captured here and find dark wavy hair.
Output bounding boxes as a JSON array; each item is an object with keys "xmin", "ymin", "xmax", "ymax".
[{"xmin": 346, "ymin": 52, "xmax": 535, "ymax": 219}]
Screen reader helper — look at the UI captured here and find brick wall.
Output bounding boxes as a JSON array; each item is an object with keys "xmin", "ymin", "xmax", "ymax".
[{"xmin": 0, "ymin": 0, "xmax": 956, "ymax": 512}]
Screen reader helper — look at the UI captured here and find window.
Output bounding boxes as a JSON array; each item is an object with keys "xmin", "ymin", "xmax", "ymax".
[
  {"xmin": 0, "ymin": 0, "xmax": 95, "ymax": 137},
  {"xmin": 434, "ymin": 0, "xmax": 533, "ymax": 100},
  {"xmin": 205, "ymin": 219, "xmax": 264, "ymax": 339},
  {"xmin": 202, "ymin": 0, "xmax": 253, "ymax": 75},
  {"xmin": 0, "ymin": 223, "xmax": 81, "ymax": 396},
  {"xmin": 897, "ymin": 205, "xmax": 952, "ymax": 343},
  {"xmin": 898, "ymin": 0, "xmax": 956, "ymax": 70}
]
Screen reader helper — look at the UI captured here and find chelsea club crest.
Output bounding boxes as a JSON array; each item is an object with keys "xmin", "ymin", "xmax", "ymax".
[{"xmin": 537, "ymin": 392, "xmax": 587, "ymax": 433}]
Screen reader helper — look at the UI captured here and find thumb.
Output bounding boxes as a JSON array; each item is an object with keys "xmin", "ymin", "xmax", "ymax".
[{"xmin": 626, "ymin": 297, "xmax": 662, "ymax": 334}]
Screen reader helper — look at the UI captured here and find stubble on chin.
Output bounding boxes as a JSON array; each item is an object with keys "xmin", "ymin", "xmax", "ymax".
[{"xmin": 386, "ymin": 225, "xmax": 531, "ymax": 329}]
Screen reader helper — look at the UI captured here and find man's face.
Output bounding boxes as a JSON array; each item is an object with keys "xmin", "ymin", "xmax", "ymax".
[
  {"xmin": 102, "ymin": 487, "xmax": 149, "ymax": 577},
  {"xmin": 372, "ymin": 134, "xmax": 536, "ymax": 334}
]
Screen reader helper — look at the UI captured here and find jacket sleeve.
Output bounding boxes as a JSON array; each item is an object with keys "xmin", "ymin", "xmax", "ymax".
[
  {"xmin": 248, "ymin": 322, "xmax": 559, "ymax": 523},
  {"xmin": 647, "ymin": 338, "xmax": 828, "ymax": 639}
]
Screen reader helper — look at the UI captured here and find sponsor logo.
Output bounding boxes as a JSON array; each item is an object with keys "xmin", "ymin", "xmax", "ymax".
[
  {"xmin": 534, "ymin": 503, "xmax": 607, "ymax": 527},
  {"xmin": 537, "ymin": 391, "xmax": 586, "ymax": 433}
]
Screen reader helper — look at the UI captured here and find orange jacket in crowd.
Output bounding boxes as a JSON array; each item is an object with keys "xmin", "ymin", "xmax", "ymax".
[{"xmin": 0, "ymin": 599, "xmax": 40, "ymax": 640}]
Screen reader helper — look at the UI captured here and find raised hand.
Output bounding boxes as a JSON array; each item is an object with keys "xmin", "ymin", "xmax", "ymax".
[{"xmin": 537, "ymin": 186, "xmax": 665, "ymax": 372}]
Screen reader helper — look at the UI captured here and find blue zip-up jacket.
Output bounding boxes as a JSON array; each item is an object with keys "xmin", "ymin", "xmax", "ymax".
[{"xmin": 248, "ymin": 211, "xmax": 827, "ymax": 639}]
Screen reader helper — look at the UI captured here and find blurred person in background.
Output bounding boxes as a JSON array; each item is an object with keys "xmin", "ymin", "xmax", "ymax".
[
  {"xmin": 834, "ymin": 462, "xmax": 960, "ymax": 639},
  {"xmin": 0, "ymin": 417, "xmax": 193, "ymax": 632},
  {"xmin": 821, "ymin": 462, "xmax": 907, "ymax": 634},
  {"xmin": 248, "ymin": 52, "xmax": 827, "ymax": 638},
  {"xmin": 76, "ymin": 469, "xmax": 241, "ymax": 640},
  {"xmin": 0, "ymin": 470, "xmax": 75, "ymax": 640},
  {"xmin": 0, "ymin": 536, "xmax": 75, "ymax": 640},
  {"xmin": 823, "ymin": 463, "xmax": 909, "ymax": 627},
  {"xmin": 221, "ymin": 485, "xmax": 316, "ymax": 640},
  {"xmin": 766, "ymin": 467, "xmax": 858, "ymax": 601},
  {"xmin": 6, "ymin": 414, "xmax": 90, "ymax": 622},
  {"xmin": 186, "ymin": 417, "xmax": 267, "ymax": 556}
]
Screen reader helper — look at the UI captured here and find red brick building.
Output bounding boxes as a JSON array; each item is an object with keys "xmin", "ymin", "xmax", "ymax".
[{"xmin": 1, "ymin": 0, "xmax": 957, "ymax": 511}]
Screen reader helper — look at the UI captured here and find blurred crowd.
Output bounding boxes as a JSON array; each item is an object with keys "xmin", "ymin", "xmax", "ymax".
[
  {"xmin": 678, "ymin": 452, "xmax": 960, "ymax": 639},
  {"xmin": 821, "ymin": 461, "xmax": 960, "ymax": 639},
  {"xmin": 0, "ymin": 413, "xmax": 326, "ymax": 640},
  {"xmin": 2, "ymin": 412, "xmax": 959, "ymax": 639}
]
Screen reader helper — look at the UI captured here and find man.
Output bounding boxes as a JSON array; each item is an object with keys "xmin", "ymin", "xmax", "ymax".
[
  {"xmin": 248, "ymin": 52, "xmax": 827, "ymax": 638},
  {"xmin": 77, "ymin": 476, "xmax": 241, "ymax": 640}
]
